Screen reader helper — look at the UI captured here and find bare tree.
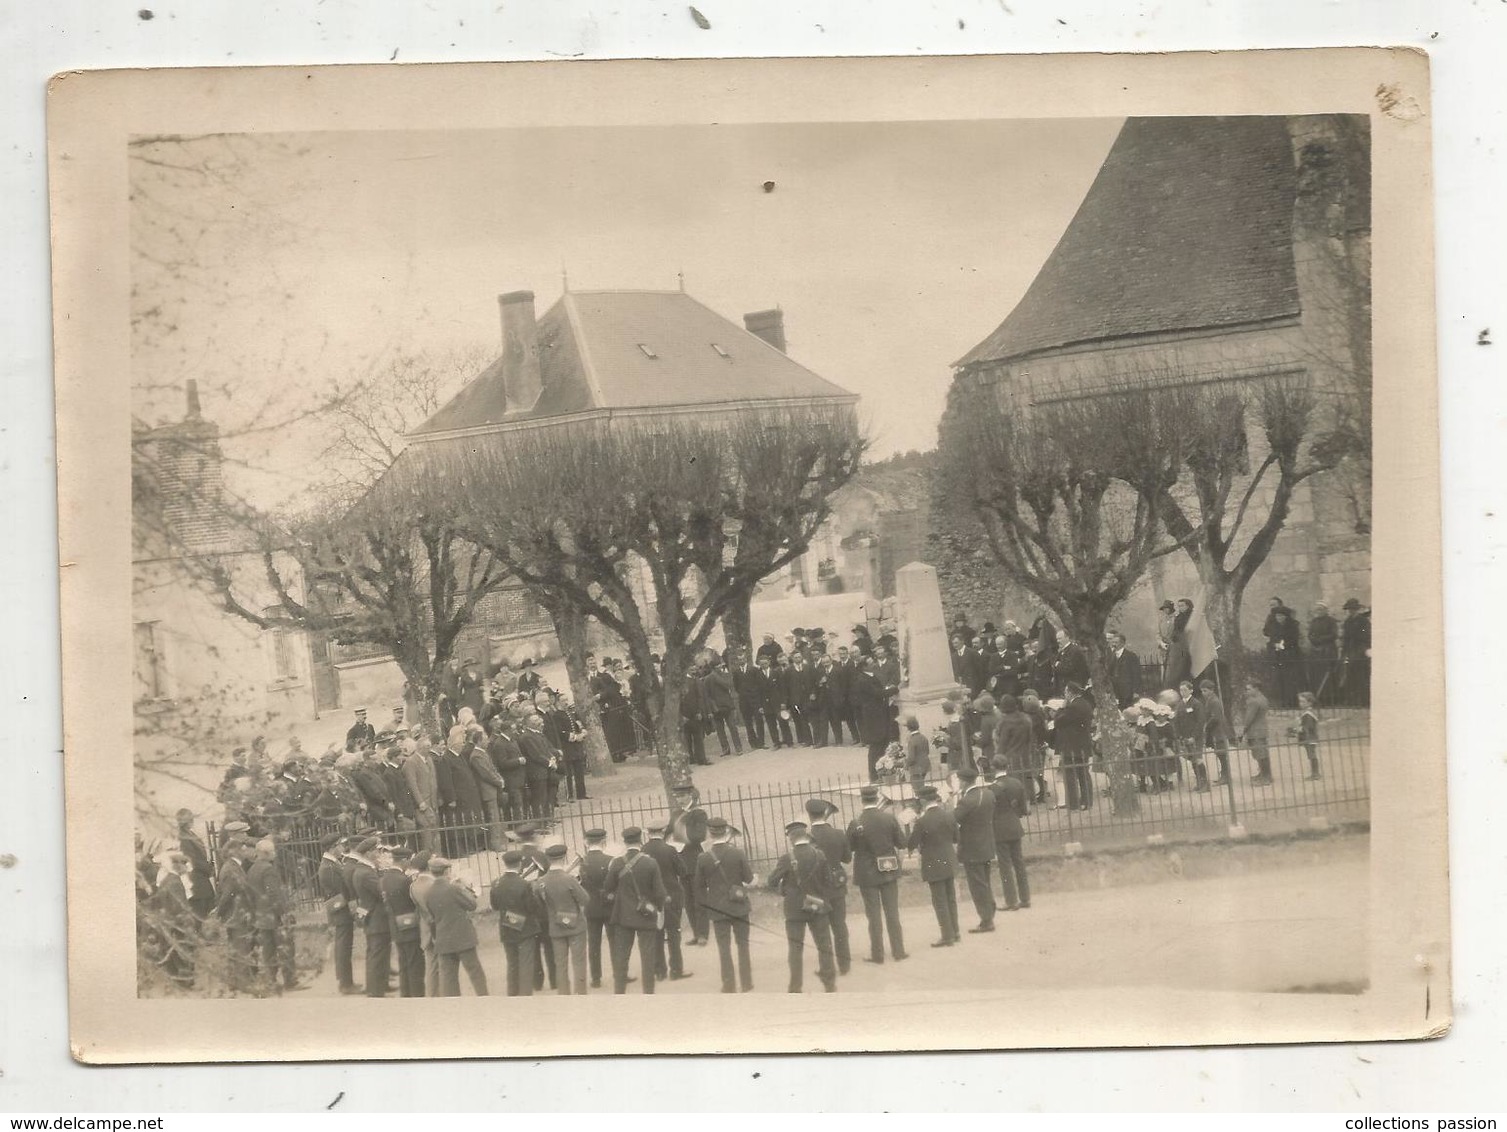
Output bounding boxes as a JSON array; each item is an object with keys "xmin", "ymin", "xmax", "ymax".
[
  {"xmin": 935, "ymin": 386, "xmax": 1191, "ymax": 814},
  {"xmin": 427, "ymin": 408, "xmax": 866, "ymax": 796},
  {"xmin": 1128, "ymin": 376, "xmax": 1348, "ymax": 698}
]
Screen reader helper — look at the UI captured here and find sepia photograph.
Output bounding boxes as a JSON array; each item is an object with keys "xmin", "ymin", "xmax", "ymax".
[{"xmin": 50, "ymin": 50, "xmax": 1444, "ymax": 1062}]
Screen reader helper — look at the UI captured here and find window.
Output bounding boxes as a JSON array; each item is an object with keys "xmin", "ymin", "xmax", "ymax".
[
  {"xmin": 134, "ymin": 621, "xmax": 169, "ymax": 702},
  {"xmin": 264, "ymin": 607, "xmax": 300, "ymax": 683},
  {"xmin": 637, "ymin": 343, "xmax": 658, "ymax": 359}
]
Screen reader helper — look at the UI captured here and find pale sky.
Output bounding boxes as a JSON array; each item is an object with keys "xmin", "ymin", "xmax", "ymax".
[{"xmin": 131, "ymin": 118, "xmax": 1123, "ymax": 510}]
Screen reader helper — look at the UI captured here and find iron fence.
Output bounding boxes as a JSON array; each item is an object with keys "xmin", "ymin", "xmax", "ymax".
[{"xmin": 215, "ymin": 714, "xmax": 1368, "ymax": 913}]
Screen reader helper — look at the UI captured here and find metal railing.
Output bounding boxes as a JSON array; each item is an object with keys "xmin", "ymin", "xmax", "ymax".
[{"xmin": 212, "ymin": 713, "xmax": 1368, "ymax": 912}]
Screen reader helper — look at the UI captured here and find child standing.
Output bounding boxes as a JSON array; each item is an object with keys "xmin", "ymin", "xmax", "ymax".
[{"xmin": 1294, "ymin": 691, "xmax": 1321, "ymax": 780}]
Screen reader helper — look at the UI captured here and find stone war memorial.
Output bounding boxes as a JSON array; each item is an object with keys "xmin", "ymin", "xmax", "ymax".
[{"xmin": 895, "ymin": 561, "xmax": 967, "ymax": 712}]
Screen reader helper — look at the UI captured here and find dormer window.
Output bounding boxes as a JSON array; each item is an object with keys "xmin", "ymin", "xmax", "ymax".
[
  {"xmin": 711, "ymin": 343, "xmax": 731, "ymax": 359},
  {"xmin": 637, "ymin": 343, "xmax": 658, "ymax": 359}
]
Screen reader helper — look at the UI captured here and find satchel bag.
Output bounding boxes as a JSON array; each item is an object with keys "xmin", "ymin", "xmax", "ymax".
[
  {"xmin": 323, "ymin": 893, "xmax": 348, "ymax": 916},
  {"xmin": 624, "ymin": 864, "xmax": 662, "ymax": 926},
  {"xmin": 502, "ymin": 909, "xmax": 529, "ymax": 930},
  {"xmin": 875, "ymin": 854, "xmax": 901, "ymax": 874},
  {"xmin": 393, "ymin": 911, "xmax": 419, "ymax": 931},
  {"xmin": 796, "ymin": 853, "xmax": 830, "ymax": 916},
  {"xmin": 552, "ymin": 909, "xmax": 581, "ymax": 931}
]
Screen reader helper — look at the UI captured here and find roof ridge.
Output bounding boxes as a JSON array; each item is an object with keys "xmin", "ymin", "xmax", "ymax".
[{"xmin": 561, "ymin": 292, "xmax": 607, "ymax": 411}]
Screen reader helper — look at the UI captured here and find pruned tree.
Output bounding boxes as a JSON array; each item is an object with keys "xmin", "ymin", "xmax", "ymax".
[
  {"xmin": 935, "ymin": 385, "xmax": 1191, "ymax": 814},
  {"xmin": 429, "ymin": 408, "xmax": 866, "ymax": 796},
  {"xmin": 1129, "ymin": 376, "xmax": 1349, "ymax": 699}
]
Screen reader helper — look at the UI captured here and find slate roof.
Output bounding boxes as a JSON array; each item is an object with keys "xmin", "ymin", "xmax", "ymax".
[
  {"xmin": 956, "ymin": 116, "xmax": 1301, "ymax": 369},
  {"xmin": 410, "ymin": 290, "xmax": 854, "ymax": 438}
]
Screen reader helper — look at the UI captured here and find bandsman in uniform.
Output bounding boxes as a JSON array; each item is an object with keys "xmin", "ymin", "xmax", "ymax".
[
  {"xmin": 490, "ymin": 849, "xmax": 543, "ymax": 996},
  {"xmin": 767, "ymin": 820, "xmax": 840, "ymax": 993},
  {"xmin": 954, "ymin": 767, "xmax": 998, "ymax": 933},
  {"xmin": 578, "ymin": 828, "xmax": 615, "ymax": 989},
  {"xmin": 804, "ymin": 798, "xmax": 852, "ymax": 975},
  {"xmin": 670, "ymin": 787, "xmax": 710, "ymax": 947},
  {"xmin": 538, "ymin": 842, "xmax": 592, "ymax": 994},
  {"xmin": 985, "ymin": 765, "xmax": 1031, "ymax": 911},
  {"xmin": 694, "ymin": 817, "xmax": 754, "ymax": 993},
  {"xmin": 347, "ymin": 835, "xmax": 392, "ymax": 997},
  {"xmin": 246, "ymin": 838, "xmax": 304, "ymax": 994},
  {"xmin": 515, "ymin": 824, "xmax": 556, "ymax": 991},
  {"xmin": 316, "ymin": 833, "xmax": 360, "ymax": 994},
  {"xmin": 905, "ymin": 785, "xmax": 961, "ymax": 947},
  {"xmin": 382, "ymin": 845, "xmax": 425, "ymax": 996},
  {"xmin": 643, "ymin": 822, "xmax": 692, "ymax": 982},
  {"xmin": 605, "ymin": 826, "xmax": 667, "ymax": 994},
  {"xmin": 846, "ymin": 784, "xmax": 908, "ymax": 964}
]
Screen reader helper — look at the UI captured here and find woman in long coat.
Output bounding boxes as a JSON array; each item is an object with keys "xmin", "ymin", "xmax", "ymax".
[{"xmin": 1162, "ymin": 600, "xmax": 1194, "ymax": 689}]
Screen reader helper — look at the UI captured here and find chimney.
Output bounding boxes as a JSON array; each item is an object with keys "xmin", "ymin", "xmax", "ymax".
[
  {"xmin": 743, "ymin": 308, "xmax": 786, "ymax": 353},
  {"xmin": 185, "ymin": 378, "xmax": 202, "ymax": 419},
  {"xmin": 498, "ymin": 290, "xmax": 543, "ymax": 412}
]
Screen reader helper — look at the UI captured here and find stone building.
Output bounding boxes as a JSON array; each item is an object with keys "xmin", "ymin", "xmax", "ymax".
[
  {"xmin": 400, "ymin": 286, "xmax": 859, "ymax": 664},
  {"xmin": 951, "ymin": 114, "xmax": 1371, "ymax": 650},
  {"xmin": 132, "ymin": 384, "xmax": 321, "ymax": 827}
]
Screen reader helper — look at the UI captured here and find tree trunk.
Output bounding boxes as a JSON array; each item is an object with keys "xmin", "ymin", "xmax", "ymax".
[
  {"xmin": 651, "ymin": 657, "xmax": 694, "ymax": 797},
  {"xmin": 722, "ymin": 594, "xmax": 753, "ymax": 658},
  {"xmin": 1200, "ymin": 577, "xmax": 1246, "ymax": 714},
  {"xmin": 550, "ymin": 605, "xmax": 615, "ymax": 777},
  {"xmin": 1085, "ymin": 645, "xmax": 1139, "ymax": 816}
]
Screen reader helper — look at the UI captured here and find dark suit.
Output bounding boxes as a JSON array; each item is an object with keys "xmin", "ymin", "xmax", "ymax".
[
  {"xmin": 759, "ymin": 665, "xmax": 794, "ymax": 748},
  {"xmin": 1109, "ymin": 647, "xmax": 1143, "ymax": 709},
  {"xmin": 907, "ymin": 805, "xmax": 960, "ymax": 943},
  {"xmin": 989, "ymin": 775, "xmax": 1031, "ymax": 909},
  {"xmin": 955, "ymin": 784, "xmax": 997, "ymax": 928},
  {"xmin": 428, "ymin": 875, "xmax": 488, "ymax": 996},
  {"xmin": 1054, "ymin": 643, "xmax": 1091, "ymax": 692},
  {"xmin": 702, "ymin": 668, "xmax": 743, "ymax": 756},
  {"xmin": 246, "ymin": 857, "xmax": 297, "ymax": 990},
  {"xmin": 694, "ymin": 841, "xmax": 754, "ymax": 992},
  {"xmin": 767, "ymin": 841, "xmax": 839, "ymax": 992},
  {"xmin": 381, "ymin": 867, "xmax": 424, "ymax": 996},
  {"xmin": 807, "ymin": 821, "xmax": 853, "ymax": 973},
  {"xmin": 846, "ymin": 806, "xmax": 907, "ymax": 962},
  {"xmin": 578, "ymin": 846, "xmax": 615, "ymax": 987},
  {"xmin": 787, "ymin": 664, "xmax": 818, "ymax": 746},
  {"xmin": 680, "ymin": 675, "xmax": 709, "ymax": 766},
  {"xmin": 1055, "ymin": 694, "xmax": 1096, "ymax": 809},
  {"xmin": 851, "ymin": 670, "xmax": 892, "ymax": 780},
  {"xmin": 489, "ymin": 872, "xmax": 543, "ymax": 996},
  {"xmin": 643, "ymin": 836, "xmax": 688, "ymax": 980},
  {"xmin": 731, "ymin": 663, "xmax": 767, "ymax": 749},
  {"xmin": 516, "ymin": 730, "xmax": 557, "ymax": 819},
  {"xmin": 952, "ymin": 647, "xmax": 984, "ymax": 697},
  {"xmin": 316, "ymin": 853, "xmax": 356, "ymax": 992},
  {"xmin": 605, "ymin": 851, "xmax": 668, "ymax": 994}
]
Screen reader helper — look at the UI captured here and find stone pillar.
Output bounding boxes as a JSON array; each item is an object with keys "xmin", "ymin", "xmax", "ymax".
[{"xmin": 894, "ymin": 562, "xmax": 966, "ymax": 703}]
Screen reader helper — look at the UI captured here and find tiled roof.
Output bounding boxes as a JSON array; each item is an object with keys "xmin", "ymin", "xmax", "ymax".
[
  {"xmin": 956, "ymin": 116, "xmax": 1301, "ymax": 368},
  {"xmin": 411, "ymin": 290, "xmax": 854, "ymax": 438}
]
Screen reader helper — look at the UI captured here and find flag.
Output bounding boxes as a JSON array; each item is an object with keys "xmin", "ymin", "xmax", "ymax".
[{"xmin": 1187, "ymin": 585, "xmax": 1220, "ymax": 678}]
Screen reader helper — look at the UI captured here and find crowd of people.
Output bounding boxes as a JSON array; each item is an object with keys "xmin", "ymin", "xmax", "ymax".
[{"xmin": 167, "ymin": 766, "xmax": 1038, "ymax": 999}]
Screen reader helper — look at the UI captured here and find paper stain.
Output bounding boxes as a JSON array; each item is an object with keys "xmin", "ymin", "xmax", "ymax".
[
  {"xmin": 0, "ymin": 854, "xmax": 16, "ymax": 868},
  {"xmin": 1375, "ymin": 83, "xmax": 1423, "ymax": 122},
  {"xmin": 689, "ymin": 6, "xmax": 711, "ymax": 29}
]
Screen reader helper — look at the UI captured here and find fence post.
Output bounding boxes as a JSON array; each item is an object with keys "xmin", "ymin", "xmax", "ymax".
[{"xmin": 1223, "ymin": 751, "xmax": 1240, "ymax": 827}]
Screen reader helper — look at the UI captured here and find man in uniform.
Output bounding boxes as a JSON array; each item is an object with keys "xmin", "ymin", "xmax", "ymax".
[
  {"xmin": 643, "ymin": 821, "xmax": 692, "ymax": 982},
  {"xmin": 604, "ymin": 826, "xmax": 667, "ymax": 994},
  {"xmin": 211, "ymin": 834, "xmax": 256, "ymax": 992},
  {"xmin": 428, "ymin": 856, "xmax": 489, "ymax": 996},
  {"xmin": 345, "ymin": 706, "xmax": 376, "ymax": 751},
  {"xmin": 515, "ymin": 823, "xmax": 557, "ymax": 990},
  {"xmin": 954, "ymin": 766, "xmax": 998, "ymax": 933},
  {"xmin": 804, "ymin": 798, "xmax": 852, "ymax": 975},
  {"xmin": 382, "ymin": 845, "xmax": 425, "ymax": 996},
  {"xmin": 489, "ymin": 849, "xmax": 543, "ymax": 996},
  {"xmin": 347, "ymin": 835, "xmax": 392, "ymax": 998},
  {"xmin": 671, "ymin": 787, "xmax": 710, "ymax": 948},
  {"xmin": 246, "ymin": 837, "xmax": 304, "ymax": 994},
  {"xmin": 906, "ymin": 785, "xmax": 961, "ymax": 947},
  {"xmin": 846, "ymin": 785, "xmax": 907, "ymax": 964},
  {"xmin": 985, "ymin": 766, "xmax": 1031, "ymax": 911},
  {"xmin": 538, "ymin": 842, "xmax": 591, "ymax": 994},
  {"xmin": 694, "ymin": 817, "xmax": 754, "ymax": 993},
  {"xmin": 578, "ymin": 828, "xmax": 615, "ymax": 989},
  {"xmin": 316, "ymin": 833, "xmax": 360, "ymax": 994},
  {"xmin": 766, "ymin": 820, "xmax": 839, "ymax": 993}
]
